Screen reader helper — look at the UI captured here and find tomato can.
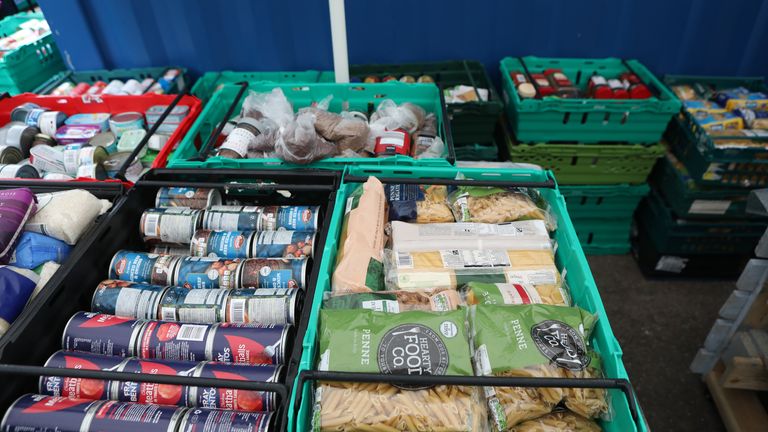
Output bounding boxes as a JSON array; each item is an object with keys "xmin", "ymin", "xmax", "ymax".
[
  {"xmin": 251, "ymin": 231, "xmax": 315, "ymax": 259},
  {"xmin": 178, "ymin": 407, "xmax": 272, "ymax": 432},
  {"xmin": 226, "ymin": 288, "xmax": 300, "ymax": 325},
  {"xmin": 141, "ymin": 208, "xmax": 203, "ymax": 244},
  {"xmin": 137, "ymin": 321, "xmax": 214, "ymax": 363},
  {"xmin": 190, "ymin": 229, "xmax": 254, "ymax": 259},
  {"xmin": 239, "ymin": 258, "xmax": 307, "ymax": 290},
  {"xmin": 109, "ymin": 251, "xmax": 180, "ymax": 286},
  {"xmin": 112, "ymin": 358, "xmax": 197, "ymax": 406},
  {"xmin": 91, "ymin": 280, "xmax": 168, "ymax": 320},
  {"xmin": 155, "ymin": 187, "xmax": 222, "ymax": 209},
  {"xmin": 87, "ymin": 400, "xmax": 187, "ymax": 432},
  {"xmin": 62, "ymin": 312, "xmax": 145, "ymax": 357},
  {"xmin": 159, "ymin": 287, "xmax": 229, "ymax": 323},
  {"xmin": 173, "ymin": 256, "xmax": 241, "ymax": 289},
  {"xmin": 208, "ymin": 323, "xmax": 291, "ymax": 365},
  {"xmin": 191, "ymin": 362, "xmax": 282, "ymax": 412},
  {"xmin": 39, "ymin": 351, "xmax": 127, "ymax": 401},
  {"xmin": 0, "ymin": 394, "xmax": 99, "ymax": 432}
]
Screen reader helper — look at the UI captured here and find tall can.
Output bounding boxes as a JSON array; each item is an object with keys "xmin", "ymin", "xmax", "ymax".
[
  {"xmin": 86, "ymin": 400, "xmax": 187, "ymax": 432},
  {"xmin": 256, "ymin": 205, "xmax": 320, "ymax": 232},
  {"xmin": 155, "ymin": 187, "xmax": 222, "ymax": 209},
  {"xmin": 150, "ymin": 243, "xmax": 192, "ymax": 256},
  {"xmin": 62, "ymin": 312, "xmax": 145, "ymax": 357},
  {"xmin": 158, "ymin": 287, "xmax": 229, "ymax": 323},
  {"xmin": 251, "ymin": 231, "xmax": 315, "ymax": 259},
  {"xmin": 178, "ymin": 407, "xmax": 272, "ymax": 432},
  {"xmin": 39, "ymin": 351, "xmax": 127, "ymax": 401},
  {"xmin": 208, "ymin": 323, "xmax": 291, "ymax": 365},
  {"xmin": 0, "ymin": 394, "xmax": 100, "ymax": 432},
  {"xmin": 112, "ymin": 358, "xmax": 197, "ymax": 407},
  {"xmin": 173, "ymin": 256, "xmax": 241, "ymax": 289},
  {"xmin": 109, "ymin": 251, "xmax": 180, "ymax": 286},
  {"xmin": 202, "ymin": 206, "xmax": 260, "ymax": 231},
  {"xmin": 239, "ymin": 258, "xmax": 307, "ymax": 290},
  {"xmin": 136, "ymin": 320, "xmax": 214, "ymax": 363},
  {"xmin": 226, "ymin": 288, "xmax": 300, "ymax": 325},
  {"xmin": 190, "ymin": 230, "xmax": 254, "ymax": 259},
  {"xmin": 91, "ymin": 280, "xmax": 168, "ymax": 320},
  {"xmin": 191, "ymin": 362, "xmax": 282, "ymax": 412},
  {"xmin": 141, "ymin": 208, "xmax": 203, "ymax": 244}
]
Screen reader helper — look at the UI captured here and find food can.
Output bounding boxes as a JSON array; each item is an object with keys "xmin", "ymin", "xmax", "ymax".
[
  {"xmin": 202, "ymin": 206, "xmax": 260, "ymax": 231},
  {"xmin": 227, "ymin": 288, "xmax": 300, "ymax": 325},
  {"xmin": 112, "ymin": 358, "xmax": 197, "ymax": 406},
  {"xmin": 32, "ymin": 132, "xmax": 55, "ymax": 148},
  {"xmin": 62, "ymin": 143, "xmax": 86, "ymax": 175},
  {"xmin": 87, "ymin": 81, "xmax": 107, "ymax": 95},
  {"xmin": 43, "ymin": 172, "xmax": 73, "ymax": 180},
  {"xmin": 0, "ymin": 145, "xmax": 22, "ymax": 164},
  {"xmin": 109, "ymin": 250, "xmax": 180, "ymax": 285},
  {"xmin": 173, "ymin": 256, "xmax": 241, "ymax": 289},
  {"xmin": 0, "ymin": 123, "xmax": 38, "ymax": 157},
  {"xmin": 71, "ymin": 82, "xmax": 91, "ymax": 97},
  {"xmin": 39, "ymin": 351, "xmax": 127, "ymax": 401},
  {"xmin": 208, "ymin": 323, "xmax": 291, "ymax": 365},
  {"xmin": 78, "ymin": 145, "xmax": 108, "ymax": 166},
  {"xmin": 179, "ymin": 407, "xmax": 273, "ymax": 431},
  {"xmin": 62, "ymin": 312, "xmax": 145, "ymax": 357},
  {"xmin": 89, "ymin": 131, "xmax": 117, "ymax": 151},
  {"xmin": 191, "ymin": 362, "xmax": 282, "ymax": 412},
  {"xmin": 159, "ymin": 287, "xmax": 229, "ymax": 323},
  {"xmin": 137, "ymin": 321, "xmax": 215, "ymax": 362},
  {"xmin": 109, "ymin": 112, "xmax": 145, "ymax": 137},
  {"xmin": 0, "ymin": 394, "xmax": 99, "ymax": 432},
  {"xmin": 239, "ymin": 258, "xmax": 307, "ymax": 290},
  {"xmin": 122, "ymin": 79, "xmax": 144, "ymax": 95},
  {"xmin": 87, "ymin": 400, "xmax": 186, "ymax": 432},
  {"xmin": 76, "ymin": 163, "xmax": 108, "ymax": 180},
  {"xmin": 37, "ymin": 111, "xmax": 67, "ymax": 136},
  {"xmin": 150, "ymin": 243, "xmax": 192, "ymax": 256},
  {"xmin": 0, "ymin": 164, "xmax": 38, "ymax": 178},
  {"xmin": 251, "ymin": 231, "xmax": 315, "ymax": 259},
  {"xmin": 91, "ymin": 280, "xmax": 168, "ymax": 320},
  {"xmin": 156, "ymin": 187, "xmax": 222, "ymax": 209},
  {"xmin": 64, "ymin": 113, "xmax": 111, "ymax": 132},
  {"xmin": 104, "ymin": 151, "xmax": 143, "ymax": 182},
  {"xmin": 141, "ymin": 208, "xmax": 203, "ymax": 244},
  {"xmin": 102, "ymin": 79, "xmax": 125, "ymax": 95},
  {"xmin": 191, "ymin": 230, "xmax": 254, "ymax": 259},
  {"xmin": 30, "ymin": 144, "xmax": 66, "ymax": 174},
  {"xmin": 256, "ymin": 205, "xmax": 320, "ymax": 231},
  {"xmin": 55, "ymin": 125, "xmax": 102, "ymax": 145}
]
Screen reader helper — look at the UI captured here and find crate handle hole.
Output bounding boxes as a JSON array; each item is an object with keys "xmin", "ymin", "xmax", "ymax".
[
  {"xmin": 603, "ymin": 113, "xmax": 610, "ymax": 125},
  {"xmin": 581, "ymin": 113, "xmax": 589, "ymax": 124},
  {"xmin": 621, "ymin": 112, "xmax": 629, "ymax": 125},
  {"xmin": 562, "ymin": 112, "xmax": 571, "ymax": 124},
  {"xmin": 580, "ymin": 197, "xmax": 587, "ymax": 205},
  {"xmin": 591, "ymin": 157, "xmax": 599, "ymax": 166},
  {"xmin": 575, "ymin": 71, "xmax": 582, "ymax": 85},
  {"xmin": 587, "ymin": 233, "xmax": 594, "ymax": 244},
  {"xmin": 596, "ymin": 197, "xmax": 603, "ymax": 205},
  {"xmin": 570, "ymin": 156, "xmax": 578, "ymax": 166}
]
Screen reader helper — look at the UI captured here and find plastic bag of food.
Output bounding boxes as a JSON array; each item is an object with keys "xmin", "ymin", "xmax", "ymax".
[
  {"xmin": 25, "ymin": 189, "xmax": 111, "ymax": 245},
  {"xmin": 383, "ymin": 248, "xmax": 560, "ymax": 293},
  {"xmin": 461, "ymin": 280, "xmax": 569, "ymax": 307},
  {"xmin": 311, "ymin": 108, "xmax": 370, "ymax": 152},
  {"xmin": 313, "ymin": 308, "xmax": 486, "ymax": 431},
  {"xmin": 389, "ymin": 220, "xmax": 552, "ymax": 252},
  {"xmin": 384, "ymin": 184, "xmax": 454, "ymax": 223},
  {"xmin": 0, "ymin": 265, "xmax": 39, "ymax": 335},
  {"xmin": 447, "ymin": 186, "xmax": 555, "ymax": 230},
  {"xmin": 0, "ymin": 188, "xmax": 36, "ymax": 264},
  {"xmin": 9, "ymin": 231, "xmax": 72, "ymax": 269},
  {"xmin": 323, "ymin": 289, "xmax": 462, "ymax": 312},
  {"xmin": 367, "ymin": 100, "xmax": 426, "ymax": 151},
  {"xmin": 412, "ymin": 113, "xmax": 445, "ymax": 159},
  {"xmin": 241, "ymin": 88, "xmax": 295, "ymax": 129},
  {"xmin": 470, "ymin": 304, "xmax": 607, "ymax": 429},
  {"xmin": 30, "ymin": 261, "xmax": 59, "ymax": 301},
  {"xmin": 509, "ymin": 411, "xmax": 601, "ymax": 432},
  {"xmin": 332, "ymin": 177, "xmax": 387, "ymax": 293},
  {"xmin": 275, "ymin": 112, "xmax": 339, "ymax": 164}
]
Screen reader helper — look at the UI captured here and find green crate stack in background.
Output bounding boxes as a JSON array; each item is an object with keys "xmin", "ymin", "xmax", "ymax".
[
  {"xmin": 501, "ymin": 56, "xmax": 679, "ymax": 254},
  {"xmin": 631, "ymin": 75, "xmax": 768, "ymax": 277}
]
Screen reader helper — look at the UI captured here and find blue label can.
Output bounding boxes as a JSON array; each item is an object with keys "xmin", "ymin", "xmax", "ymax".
[
  {"xmin": 62, "ymin": 312, "xmax": 145, "ymax": 357},
  {"xmin": 155, "ymin": 187, "xmax": 221, "ymax": 209},
  {"xmin": 251, "ymin": 231, "xmax": 315, "ymax": 259},
  {"xmin": 136, "ymin": 320, "xmax": 214, "ymax": 363},
  {"xmin": 178, "ymin": 407, "xmax": 272, "ymax": 432},
  {"xmin": 190, "ymin": 230, "xmax": 253, "ymax": 259},
  {"xmin": 239, "ymin": 258, "xmax": 307, "ymax": 290},
  {"xmin": 173, "ymin": 257, "xmax": 242, "ymax": 289},
  {"xmin": 256, "ymin": 205, "xmax": 319, "ymax": 232},
  {"xmin": 39, "ymin": 351, "xmax": 127, "ymax": 401},
  {"xmin": 226, "ymin": 288, "xmax": 300, "ymax": 325},
  {"xmin": 109, "ymin": 251, "xmax": 180, "ymax": 286},
  {"xmin": 91, "ymin": 280, "xmax": 168, "ymax": 320},
  {"xmin": 1, "ymin": 394, "xmax": 99, "ymax": 432},
  {"xmin": 191, "ymin": 362, "xmax": 281, "ymax": 412},
  {"xmin": 203, "ymin": 206, "xmax": 260, "ymax": 232},
  {"xmin": 158, "ymin": 287, "xmax": 229, "ymax": 323},
  {"xmin": 208, "ymin": 323, "xmax": 290, "ymax": 365},
  {"xmin": 112, "ymin": 358, "xmax": 196, "ymax": 407},
  {"xmin": 86, "ymin": 400, "xmax": 186, "ymax": 432}
]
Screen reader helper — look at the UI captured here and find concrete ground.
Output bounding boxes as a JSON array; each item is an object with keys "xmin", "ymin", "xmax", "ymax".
[{"xmin": 588, "ymin": 254, "xmax": 732, "ymax": 432}]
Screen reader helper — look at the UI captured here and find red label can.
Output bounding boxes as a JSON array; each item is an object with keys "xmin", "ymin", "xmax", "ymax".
[
  {"xmin": 62, "ymin": 312, "xmax": 145, "ymax": 357},
  {"xmin": 137, "ymin": 321, "xmax": 214, "ymax": 363},
  {"xmin": 178, "ymin": 407, "xmax": 272, "ymax": 432},
  {"xmin": 39, "ymin": 351, "xmax": 126, "ymax": 401},
  {"xmin": 191, "ymin": 362, "xmax": 282, "ymax": 412},
  {"xmin": 112, "ymin": 358, "xmax": 196, "ymax": 406},
  {"xmin": 208, "ymin": 323, "xmax": 291, "ymax": 365}
]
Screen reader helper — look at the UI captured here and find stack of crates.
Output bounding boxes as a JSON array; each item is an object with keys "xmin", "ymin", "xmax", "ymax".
[
  {"xmin": 632, "ymin": 76, "xmax": 768, "ymax": 277},
  {"xmin": 500, "ymin": 56, "xmax": 680, "ymax": 254},
  {"xmin": 0, "ymin": 11, "xmax": 65, "ymax": 94}
]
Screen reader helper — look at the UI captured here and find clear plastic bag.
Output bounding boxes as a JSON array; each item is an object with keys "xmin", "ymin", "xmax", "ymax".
[
  {"xmin": 460, "ymin": 280, "xmax": 569, "ymax": 307},
  {"xmin": 509, "ymin": 411, "xmax": 601, "ymax": 432},
  {"xmin": 311, "ymin": 108, "xmax": 370, "ymax": 152},
  {"xmin": 368, "ymin": 100, "xmax": 426, "ymax": 151},
  {"xmin": 275, "ymin": 112, "xmax": 339, "ymax": 164},
  {"xmin": 389, "ymin": 220, "xmax": 553, "ymax": 252},
  {"xmin": 322, "ymin": 288, "xmax": 462, "ymax": 312},
  {"xmin": 447, "ymin": 186, "xmax": 556, "ymax": 230},
  {"xmin": 241, "ymin": 88, "xmax": 294, "ymax": 129},
  {"xmin": 412, "ymin": 113, "xmax": 445, "ymax": 159}
]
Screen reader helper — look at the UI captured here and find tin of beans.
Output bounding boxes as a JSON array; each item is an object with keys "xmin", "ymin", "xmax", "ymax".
[
  {"xmin": 202, "ymin": 205, "xmax": 260, "ymax": 231},
  {"xmin": 62, "ymin": 312, "xmax": 145, "ymax": 357},
  {"xmin": 155, "ymin": 187, "xmax": 222, "ymax": 209},
  {"xmin": 40, "ymin": 351, "xmax": 126, "ymax": 401},
  {"xmin": 191, "ymin": 362, "xmax": 282, "ymax": 412},
  {"xmin": 179, "ymin": 407, "xmax": 273, "ymax": 431},
  {"xmin": 109, "ymin": 250, "xmax": 180, "ymax": 285},
  {"xmin": 256, "ymin": 205, "xmax": 319, "ymax": 231},
  {"xmin": 173, "ymin": 256, "xmax": 241, "ymax": 289},
  {"xmin": 158, "ymin": 287, "xmax": 229, "ymax": 323},
  {"xmin": 240, "ymin": 258, "xmax": 307, "ymax": 290},
  {"xmin": 1, "ymin": 395, "xmax": 99, "ymax": 432},
  {"xmin": 191, "ymin": 230, "xmax": 253, "ymax": 259},
  {"xmin": 113, "ymin": 357, "xmax": 196, "ymax": 406},
  {"xmin": 137, "ymin": 320, "xmax": 214, "ymax": 362},
  {"xmin": 141, "ymin": 208, "xmax": 203, "ymax": 244},
  {"xmin": 91, "ymin": 280, "xmax": 168, "ymax": 320},
  {"xmin": 252, "ymin": 230, "xmax": 315, "ymax": 259},
  {"xmin": 227, "ymin": 288, "xmax": 300, "ymax": 325},
  {"xmin": 150, "ymin": 243, "xmax": 191, "ymax": 256},
  {"xmin": 209, "ymin": 323, "xmax": 290, "ymax": 365}
]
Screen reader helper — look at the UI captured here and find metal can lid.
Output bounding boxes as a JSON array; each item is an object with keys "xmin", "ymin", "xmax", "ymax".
[
  {"xmin": 89, "ymin": 131, "xmax": 116, "ymax": 148},
  {"xmin": 110, "ymin": 112, "xmax": 144, "ymax": 124},
  {"xmin": 518, "ymin": 82, "xmax": 536, "ymax": 99}
]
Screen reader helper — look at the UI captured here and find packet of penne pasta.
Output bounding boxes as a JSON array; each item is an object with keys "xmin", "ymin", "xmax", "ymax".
[
  {"xmin": 389, "ymin": 220, "xmax": 553, "ymax": 252},
  {"xmin": 447, "ymin": 186, "xmax": 556, "ymax": 230},
  {"xmin": 510, "ymin": 411, "xmax": 601, "ymax": 432},
  {"xmin": 323, "ymin": 289, "xmax": 463, "ymax": 312},
  {"xmin": 460, "ymin": 280, "xmax": 570, "ymax": 307}
]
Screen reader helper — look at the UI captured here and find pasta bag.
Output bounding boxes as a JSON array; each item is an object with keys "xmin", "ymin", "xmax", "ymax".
[
  {"xmin": 389, "ymin": 220, "xmax": 553, "ymax": 252},
  {"xmin": 510, "ymin": 411, "xmax": 601, "ymax": 432},
  {"xmin": 384, "ymin": 184, "xmax": 454, "ymax": 223},
  {"xmin": 447, "ymin": 186, "xmax": 556, "ymax": 230},
  {"xmin": 322, "ymin": 289, "xmax": 462, "ymax": 312},
  {"xmin": 461, "ymin": 280, "xmax": 570, "ymax": 307}
]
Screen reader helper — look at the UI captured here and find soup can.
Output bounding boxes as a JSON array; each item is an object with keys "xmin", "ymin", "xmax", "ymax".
[
  {"xmin": 0, "ymin": 164, "xmax": 39, "ymax": 178},
  {"xmin": 91, "ymin": 280, "xmax": 168, "ymax": 320},
  {"xmin": 202, "ymin": 206, "xmax": 260, "ymax": 231},
  {"xmin": 103, "ymin": 151, "xmax": 143, "ymax": 181},
  {"xmin": 190, "ymin": 230, "xmax": 254, "ymax": 259},
  {"xmin": 0, "ymin": 145, "xmax": 23, "ymax": 164},
  {"xmin": 226, "ymin": 288, "xmax": 300, "ymax": 325},
  {"xmin": 87, "ymin": 400, "xmax": 187, "ymax": 432},
  {"xmin": 173, "ymin": 256, "xmax": 241, "ymax": 289},
  {"xmin": 112, "ymin": 358, "xmax": 197, "ymax": 406},
  {"xmin": 239, "ymin": 258, "xmax": 307, "ymax": 290},
  {"xmin": 136, "ymin": 321, "xmax": 215, "ymax": 363},
  {"xmin": 178, "ymin": 407, "xmax": 272, "ymax": 431},
  {"xmin": 158, "ymin": 287, "xmax": 229, "ymax": 323},
  {"xmin": 62, "ymin": 312, "xmax": 145, "ymax": 357},
  {"xmin": 0, "ymin": 394, "xmax": 100, "ymax": 432},
  {"xmin": 141, "ymin": 208, "xmax": 203, "ymax": 244},
  {"xmin": 76, "ymin": 163, "xmax": 108, "ymax": 180},
  {"xmin": 155, "ymin": 187, "xmax": 222, "ymax": 209},
  {"xmin": 251, "ymin": 231, "xmax": 315, "ymax": 259},
  {"xmin": 256, "ymin": 205, "xmax": 320, "ymax": 231},
  {"xmin": 109, "ymin": 112, "xmax": 145, "ymax": 137},
  {"xmin": 39, "ymin": 351, "xmax": 127, "ymax": 401},
  {"xmin": 191, "ymin": 362, "xmax": 282, "ymax": 412},
  {"xmin": 109, "ymin": 251, "xmax": 180, "ymax": 286},
  {"xmin": 208, "ymin": 323, "xmax": 291, "ymax": 365}
]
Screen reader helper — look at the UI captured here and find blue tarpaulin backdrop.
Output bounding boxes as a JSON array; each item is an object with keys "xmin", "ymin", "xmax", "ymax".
[{"xmin": 37, "ymin": 0, "xmax": 768, "ymax": 81}]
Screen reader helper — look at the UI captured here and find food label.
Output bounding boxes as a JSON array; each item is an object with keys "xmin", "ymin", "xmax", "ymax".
[
  {"xmin": 430, "ymin": 291, "xmax": 455, "ymax": 312},
  {"xmin": 688, "ymin": 200, "xmax": 731, "ymax": 215},
  {"xmin": 498, "ymin": 282, "xmax": 543, "ymax": 305},
  {"xmin": 439, "ymin": 249, "xmax": 511, "ymax": 269},
  {"xmin": 395, "ymin": 251, "xmax": 414, "ymax": 269},
  {"xmin": 655, "ymin": 256, "xmax": 688, "ymax": 273},
  {"xmin": 510, "ymin": 269, "xmax": 558, "ymax": 286},
  {"xmin": 531, "ymin": 320, "xmax": 590, "ymax": 371},
  {"xmin": 377, "ymin": 323, "xmax": 450, "ymax": 387},
  {"xmin": 396, "ymin": 272, "xmax": 452, "ymax": 292},
  {"xmin": 360, "ymin": 299, "xmax": 400, "ymax": 313}
]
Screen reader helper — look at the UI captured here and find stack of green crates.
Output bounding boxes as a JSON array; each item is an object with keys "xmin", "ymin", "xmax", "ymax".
[
  {"xmin": 631, "ymin": 75, "xmax": 768, "ymax": 277},
  {"xmin": 500, "ymin": 56, "xmax": 680, "ymax": 254},
  {"xmin": 33, "ymin": 66, "xmax": 189, "ymax": 95}
]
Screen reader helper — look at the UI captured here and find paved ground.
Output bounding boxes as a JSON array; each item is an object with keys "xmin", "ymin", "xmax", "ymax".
[{"xmin": 588, "ymin": 254, "xmax": 732, "ymax": 432}]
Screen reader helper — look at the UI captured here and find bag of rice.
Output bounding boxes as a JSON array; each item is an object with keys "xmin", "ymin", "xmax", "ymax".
[
  {"xmin": 0, "ymin": 188, "xmax": 36, "ymax": 264},
  {"xmin": 25, "ymin": 189, "xmax": 111, "ymax": 245}
]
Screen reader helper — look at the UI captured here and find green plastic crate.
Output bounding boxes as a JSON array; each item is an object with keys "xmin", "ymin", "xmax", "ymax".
[
  {"xmin": 654, "ymin": 152, "xmax": 760, "ymax": 219},
  {"xmin": 454, "ymin": 142, "xmax": 502, "ymax": 161},
  {"xmin": 289, "ymin": 164, "xmax": 645, "ymax": 432},
  {"xmin": 572, "ymin": 217, "xmax": 632, "ymax": 249},
  {"xmin": 321, "ymin": 60, "xmax": 503, "ymax": 145},
  {"xmin": 562, "ymin": 184, "xmax": 649, "ymax": 219},
  {"xmin": 168, "ymin": 82, "xmax": 455, "ymax": 170},
  {"xmin": 500, "ymin": 56, "xmax": 680, "ymax": 143},
  {"xmin": 0, "ymin": 11, "xmax": 65, "ymax": 95},
  {"xmin": 639, "ymin": 190, "xmax": 766, "ymax": 255},
  {"xmin": 583, "ymin": 243, "xmax": 630, "ymax": 255},
  {"xmin": 34, "ymin": 66, "xmax": 188, "ymax": 95},
  {"xmin": 191, "ymin": 70, "xmax": 321, "ymax": 104}
]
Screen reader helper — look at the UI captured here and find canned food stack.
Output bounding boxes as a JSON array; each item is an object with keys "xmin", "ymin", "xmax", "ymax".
[
  {"xmin": 631, "ymin": 76, "xmax": 768, "ymax": 277},
  {"xmin": 45, "ymin": 67, "xmax": 186, "ymax": 96},
  {"xmin": 501, "ymin": 56, "xmax": 681, "ymax": 254},
  {"xmin": 305, "ymin": 176, "xmax": 610, "ymax": 431},
  {"xmin": 0, "ymin": 101, "xmax": 190, "ymax": 182}
]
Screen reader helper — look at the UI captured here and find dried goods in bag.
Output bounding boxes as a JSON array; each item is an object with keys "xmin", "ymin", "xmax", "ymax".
[
  {"xmin": 389, "ymin": 220, "xmax": 553, "ymax": 252},
  {"xmin": 322, "ymin": 289, "xmax": 462, "ymax": 312},
  {"xmin": 313, "ymin": 309, "xmax": 487, "ymax": 431},
  {"xmin": 384, "ymin": 184, "xmax": 454, "ymax": 223},
  {"xmin": 447, "ymin": 186, "xmax": 555, "ymax": 230},
  {"xmin": 461, "ymin": 280, "xmax": 570, "ymax": 307},
  {"xmin": 509, "ymin": 411, "xmax": 601, "ymax": 432}
]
